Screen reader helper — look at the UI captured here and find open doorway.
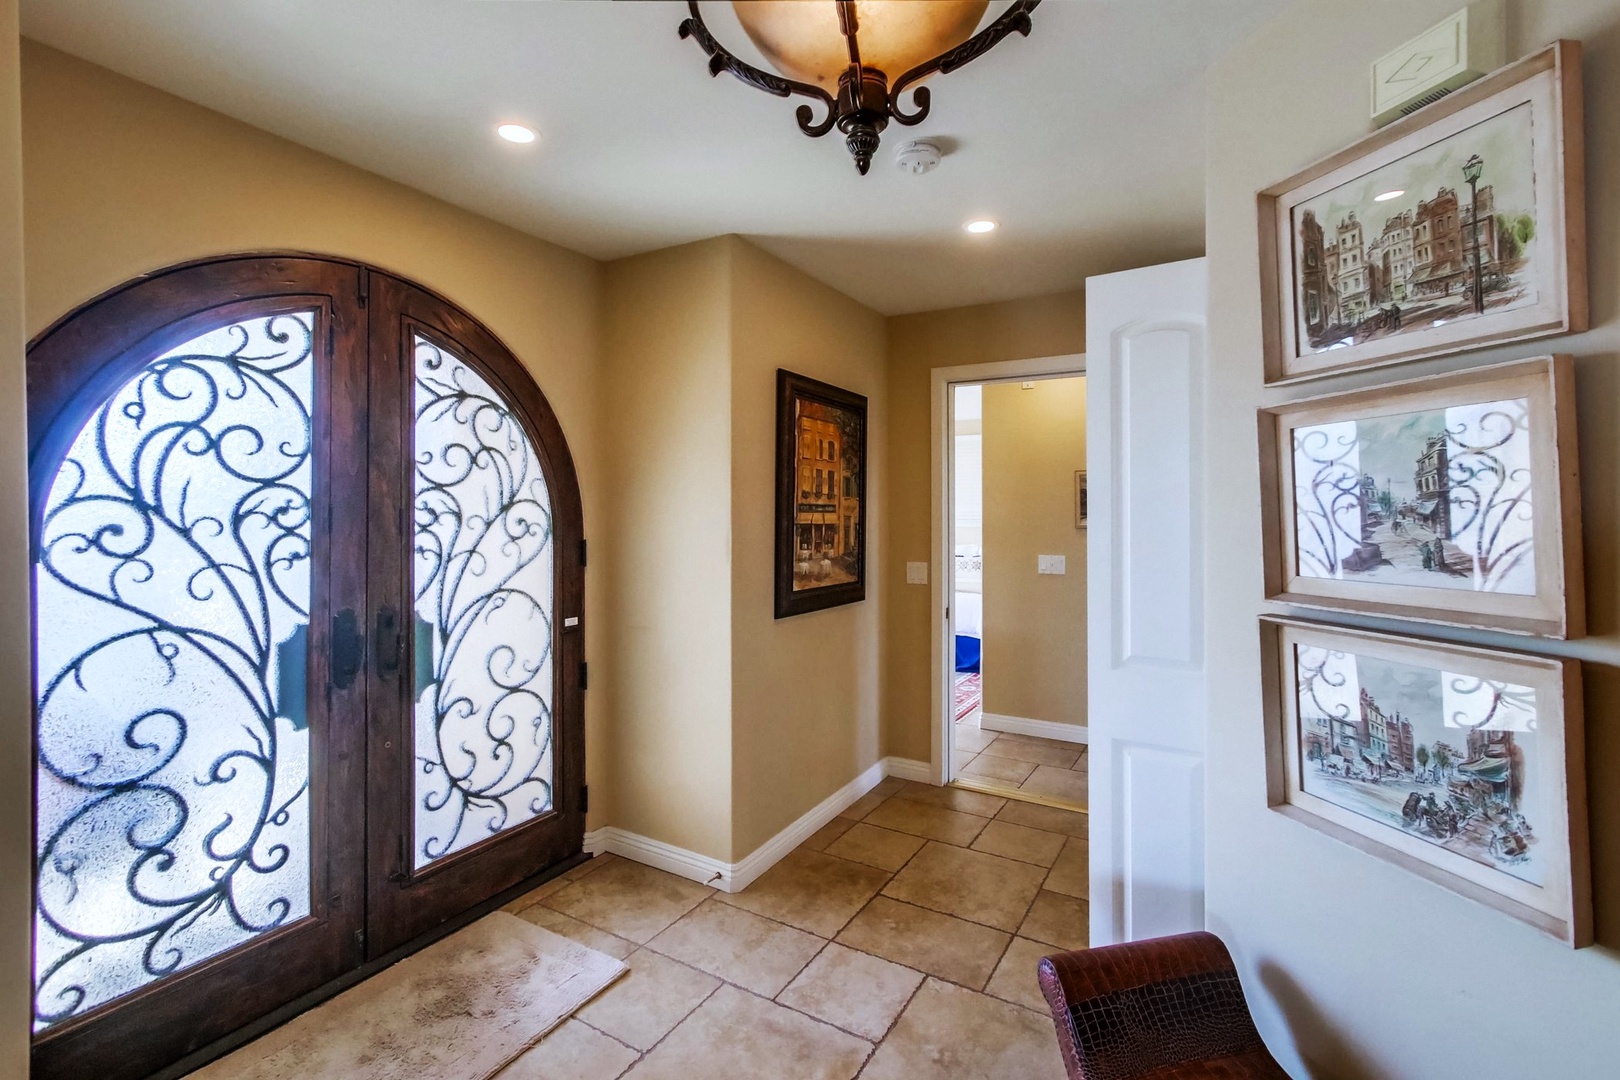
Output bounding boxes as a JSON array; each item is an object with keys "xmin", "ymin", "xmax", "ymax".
[{"xmin": 945, "ymin": 373, "xmax": 1088, "ymax": 811}]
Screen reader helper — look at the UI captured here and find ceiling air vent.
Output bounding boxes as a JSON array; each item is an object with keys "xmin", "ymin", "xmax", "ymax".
[{"xmin": 1370, "ymin": 1, "xmax": 1505, "ymax": 128}]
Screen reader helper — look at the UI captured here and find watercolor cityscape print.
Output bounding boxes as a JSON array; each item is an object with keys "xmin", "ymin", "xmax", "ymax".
[
  {"xmin": 1292, "ymin": 103, "xmax": 1538, "ymax": 355},
  {"xmin": 1292, "ymin": 396, "xmax": 1534, "ymax": 594},
  {"xmin": 1294, "ymin": 645, "xmax": 1542, "ymax": 886}
]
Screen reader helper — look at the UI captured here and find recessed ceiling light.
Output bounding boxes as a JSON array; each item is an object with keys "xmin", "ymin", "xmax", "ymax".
[
  {"xmin": 496, "ymin": 123, "xmax": 537, "ymax": 144},
  {"xmin": 1373, "ymin": 189, "xmax": 1405, "ymax": 202},
  {"xmin": 964, "ymin": 219, "xmax": 997, "ymax": 234}
]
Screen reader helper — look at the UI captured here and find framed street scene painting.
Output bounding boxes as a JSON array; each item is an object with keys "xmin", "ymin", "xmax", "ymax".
[
  {"xmin": 1258, "ymin": 41, "xmax": 1585, "ymax": 384},
  {"xmin": 1259, "ymin": 356, "xmax": 1582, "ymax": 638},
  {"xmin": 775, "ymin": 369, "xmax": 867, "ymax": 618},
  {"xmin": 1260, "ymin": 616, "xmax": 1590, "ymax": 946}
]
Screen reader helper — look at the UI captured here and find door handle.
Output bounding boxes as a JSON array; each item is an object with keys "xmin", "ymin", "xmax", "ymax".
[
  {"xmin": 375, "ymin": 605, "xmax": 404, "ymax": 679},
  {"xmin": 331, "ymin": 609, "xmax": 365, "ymax": 690}
]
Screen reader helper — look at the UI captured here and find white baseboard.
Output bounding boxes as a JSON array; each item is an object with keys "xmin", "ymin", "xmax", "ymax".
[
  {"xmin": 583, "ymin": 756, "xmax": 931, "ymax": 894},
  {"xmin": 981, "ymin": 712, "xmax": 1089, "ymax": 744},
  {"xmin": 882, "ymin": 756, "xmax": 935, "ymax": 783}
]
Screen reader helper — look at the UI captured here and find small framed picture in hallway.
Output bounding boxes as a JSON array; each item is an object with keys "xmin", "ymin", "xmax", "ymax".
[
  {"xmin": 1259, "ymin": 616, "xmax": 1590, "ymax": 947},
  {"xmin": 1258, "ymin": 356, "xmax": 1582, "ymax": 638},
  {"xmin": 1257, "ymin": 41, "xmax": 1584, "ymax": 384},
  {"xmin": 775, "ymin": 369, "xmax": 867, "ymax": 618}
]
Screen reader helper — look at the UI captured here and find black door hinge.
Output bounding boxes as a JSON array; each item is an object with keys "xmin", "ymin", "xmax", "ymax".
[
  {"xmin": 579, "ymin": 661, "xmax": 588, "ymax": 690},
  {"xmin": 579, "ymin": 538, "xmax": 588, "ymax": 567},
  {"xmin": 580, "ymin": 785, "xmax": 589, "ymax": 814},
  {"xmin": 358, "ymin": 268, "xmax": 370, "ymax": 308}
]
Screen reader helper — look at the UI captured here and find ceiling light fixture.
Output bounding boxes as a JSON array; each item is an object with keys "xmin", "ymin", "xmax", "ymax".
[
  {"xmin": 1373, "ymin": 188, "xmax": 1405, "ymax": 202},
  {"xmin": 964, "ymin": 219, "xmax": 997, "ymax": 234},
  {"xmin": 679, "ymin": 0, "xmax": 1042, "ymax": 175},
  {"xmin": 496, "ymin": 123, "xmax": 537, "ymax": 144}
]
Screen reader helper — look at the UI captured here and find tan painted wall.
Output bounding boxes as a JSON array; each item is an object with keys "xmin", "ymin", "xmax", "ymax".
[
  {"xmin": 0, "ymin": 3, "xmax": 32, "ymax": 1076},
  {"xmin": 598, "ymin": 239, "xmax": 735, "ymax": 859},
  {"xmin": 981, "ymin": 377, "xmax": 1086, "ymax": 726},
  {"xmin": 18, "ymin": 42, "xmax": 614, "ymax": 829},
  {"xmin": 882, "ymin": 291, "xmax": 1084, "ymax": 760},
  {"xmin": 1206, "ymin": 3, "xmax": 1620, "ymax": 1076},
  {"xmin": 730, "ymin": 239, "xmax": 886, "ymax": 858}
]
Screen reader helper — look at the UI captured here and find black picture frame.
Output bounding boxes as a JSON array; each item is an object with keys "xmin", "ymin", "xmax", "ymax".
[{"xmin": 775, "ymin": 369, "xmax": 867, "ymax": 618}]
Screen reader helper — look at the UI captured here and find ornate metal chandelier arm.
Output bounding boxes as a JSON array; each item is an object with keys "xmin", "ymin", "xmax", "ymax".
[
  {"xmin": 888, "ymin": 0, "xmax": 1042, "ymax": 126},
  {"xmin": 678, "ymin": 1, "xmax": 839, "ymax": 137}
]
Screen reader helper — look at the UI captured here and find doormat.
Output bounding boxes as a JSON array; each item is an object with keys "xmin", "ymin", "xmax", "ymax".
[
  {"xmin": 192, "ymin": 912, "xmax": 626, "ymax": 1080},
  {"xmin": 953, "ymin": 672, "xmax": 982, "ymax": 723}
]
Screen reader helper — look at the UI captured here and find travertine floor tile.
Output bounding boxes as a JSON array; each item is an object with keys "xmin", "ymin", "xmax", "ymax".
[
  {"xmin": 872, "ymin": 776, "xmax": 909, "ymax": 797},
  {"xmin": 499, "ymin": 872, "xmax": 572, "ymax": 913},
  {"xmin": 859, "ymin": 978, "xmax": 1064, "ymax": 1080},
  {"xmin": 575, "ymin": 947, "xmax": 720, "ymax": 1050},
  {"xmin": 1042, "ymin": 836, "xmax": 1089, "ymax": 898},
  {"xmin": 955, "ymin": 725, "xmax": 998, "ymax": 753},
  {"xmin": 984, "ymin": 936, "xmax": 1056, "ymax": 1013},
  {"xmin": 543, "ymin": 858, "xmax": 712, "ymax": 944},
  {"xmin": 882, "ymin": 842, "xmax": 1047, "ymax": 932},
  {"xmin": 838, "ymin": 790, "xmax": 891, "ymax": 820},
  {"xmin": 1019, "ymin": 764, "xmax": 1087, "ymax": 805},
  {"xmin": 825, "ymin": 823, "xmax": 927, "ymax": 873},
  {"xmin": 622, "ymin": 985, "xmax": 870, "ymax": 1080},
  {"xmin": 716, "ymin": 849, "xmax": 889, "ymax": 937},
  {"xmin": 777, "ymin": 942, "xmax": 924, "ymax": 1041},
  {"xmin": 895, "ymin": 781, "xmax": 1007, "ymax": 818},
  {"xmin": 994, "ymin": 799, "xmax": 1089, "ymax": 839},
  {"xmin": 971, "ymin": 820, "xmax": 1067, "ymax": 868},
  {"xmin": 1017, "ymin": 890, "xmax": 1089, "ymax": 951},
  {"xmin": 961, "ymin": 754, "xmax": 1038, "ymax": 784},
  {"xmin": 979, "ymin": 736, "xmax": 1082, "ymax": 769},
  {"xmin": 802, "ymin": 816, "xmax": 857, "ymax": 852},
  {"xmin": 498, "ymin": 1019, "xmax": 639, "ymax": 1080},
  {"xmin": 648, "ymin": 899, "xmax": 824, "ymax": 996},
  {"xmin": 516, "ymin": 904, "xmax": 637, "ymax": 960},
  {"xmin": 863, "ymin": 796, "xmax": 991, "ymax": 847},
  {"xmin": 836, "ymin": 897, "xmax": 1009, "ymax": 989}
]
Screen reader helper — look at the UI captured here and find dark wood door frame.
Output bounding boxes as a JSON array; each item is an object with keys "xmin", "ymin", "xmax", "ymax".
[{"xmin": 25, "ymin": 253, "xmax": 586, "ymax": 1080}]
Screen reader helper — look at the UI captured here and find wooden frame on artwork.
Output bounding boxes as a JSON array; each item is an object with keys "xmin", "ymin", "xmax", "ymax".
[
  {"xmin": 1259, "ymin": 616, "xmax": 1590, "ymax": 947},
  {"xmin": 775, "ymin": 369, "xmax": 868, "ymax": 619},
  {"xmin": 1258, "ymin": 40, "xmax": 1585, "ymax": 385},
  {"xmin": 1259, "ymin": 355, "xmax": 1583, "ymax": 638}
]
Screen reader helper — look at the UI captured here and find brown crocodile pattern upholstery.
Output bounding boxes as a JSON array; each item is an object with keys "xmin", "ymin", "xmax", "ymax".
[{"xmin": 1037, "ymin": 931, "xmax": 1290, "ymax": 1080}]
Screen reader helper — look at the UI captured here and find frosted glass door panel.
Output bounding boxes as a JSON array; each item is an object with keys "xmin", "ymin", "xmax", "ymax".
[
  {"xmin": 412, "ymin": 337, "xmax": 556, "ymax": 868},
  {"xmin": 33, "ymin": 314, "xmax": 316, "ymax": 1028}
]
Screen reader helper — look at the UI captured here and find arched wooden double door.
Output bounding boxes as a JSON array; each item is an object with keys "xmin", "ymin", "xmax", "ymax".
[{"xmin": 26, "ymin": 256, "xmax": 586, "ymax": 1080}]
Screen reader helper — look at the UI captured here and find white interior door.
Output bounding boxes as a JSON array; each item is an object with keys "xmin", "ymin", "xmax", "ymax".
[{"xmin": 1086, "ymin": 258, "xmax": 1208, "ymax": 945}]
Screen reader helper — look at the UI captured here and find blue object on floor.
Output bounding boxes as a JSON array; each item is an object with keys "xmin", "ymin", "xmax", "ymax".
[{"xmin": 955, "ymin": 634, "xmax": 981, "ymax": 674}]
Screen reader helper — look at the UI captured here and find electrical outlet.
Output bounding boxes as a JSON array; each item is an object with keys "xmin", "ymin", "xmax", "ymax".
[{"xmin": 1037, "ymin": 555, "xmax": 1067, "ymax": 575}]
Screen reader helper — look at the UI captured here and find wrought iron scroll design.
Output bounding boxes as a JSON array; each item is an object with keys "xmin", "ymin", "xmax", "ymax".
[
  {"xmin": 412, "ymin": 338, "xmax": 556, "ymax": 868},
  {"xmin": 1445, "ymin": 403, "xmax": 1534, "ymax": 593},
  {"xmin": 1292, "ymin": 425, "xmax": 1363, "ymax": 578},
  {"xmin": 33, "ymin": 313, "xmax": 316, "ymax": 1029},
  {"xmin": 678, "ymin": 1, "xmax": 839, "ymax": 137},
  {"xmin": 889, "ymin": 0, "xmax": 1042, "ymax": 125}
]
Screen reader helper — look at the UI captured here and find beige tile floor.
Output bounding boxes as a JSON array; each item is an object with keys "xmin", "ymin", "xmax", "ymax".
[
  {"xmin": 954, "ymin": 715, "xmax": 1089, "ymax": 808},
  {"xmin": 495, "ymin": 778, "xmax": 1089, "ymax": 1079}
]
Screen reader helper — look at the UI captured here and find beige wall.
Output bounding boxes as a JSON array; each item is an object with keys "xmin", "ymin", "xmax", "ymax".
[
  {"xmin": 19, "ymin": 42, "xmax": 615, "ymax": 823},
  {"xmin": 981, "ymin": 377, "xmax": 1086, "ymax": 726},
  {"xmin": 1206, "ymin": 3, "xmax": 1620, "ymax": 1076},
  {"xmin": 0, "ymin": 3, "xmax": 31, "ymax": 1076},
  {"xmin": 882, "ymin": 291, "xmax": 1084, "ymax": 760},
  {"xmin": 598, "ymin": 239, "xmax": 736, "ymax": 859},
  {"xmin": 730, "ymin": 239, "xmax": 886, "ymax": 858}
]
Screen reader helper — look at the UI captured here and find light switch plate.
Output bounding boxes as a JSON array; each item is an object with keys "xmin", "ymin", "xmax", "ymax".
[
  {"xmin": 906, "ymin": 561, "xmax": 929, "ymax": 585},
  {"xmin": 1038, "ymin": 555, "xmax": 1067, "ymax": 575}
]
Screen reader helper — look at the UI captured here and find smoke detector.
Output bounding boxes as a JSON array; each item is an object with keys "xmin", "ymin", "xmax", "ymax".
[{"xmin": 894, "ymin": 140, "xmax": 942, "ymax": 175}]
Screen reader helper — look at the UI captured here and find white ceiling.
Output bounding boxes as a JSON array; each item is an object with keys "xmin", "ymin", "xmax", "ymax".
[{"xmin": 20, "ymin": 0, "xmax": 1287, "ymax": 315}]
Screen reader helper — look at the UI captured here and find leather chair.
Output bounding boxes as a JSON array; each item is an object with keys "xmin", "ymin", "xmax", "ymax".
[{"xmin": 1037, "ymin": 931, "xmax": 1290, "ymax": 1080}]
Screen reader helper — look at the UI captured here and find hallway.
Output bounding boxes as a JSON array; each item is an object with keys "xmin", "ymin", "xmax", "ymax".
[{"xmin": 495, "ymin": 778, "xmax": 1088, "ymax": 1079}]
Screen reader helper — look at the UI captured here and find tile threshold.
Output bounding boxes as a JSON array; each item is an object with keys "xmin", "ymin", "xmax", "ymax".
[{"xmin": 948, "ymin": 777, "xmax": 1088, "ymax": 816}]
